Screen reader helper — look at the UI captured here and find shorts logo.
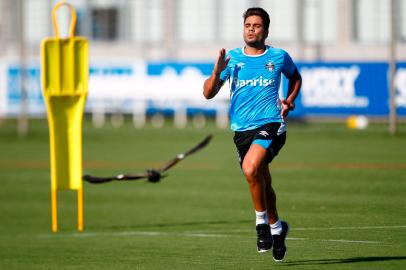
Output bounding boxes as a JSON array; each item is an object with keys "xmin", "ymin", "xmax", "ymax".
[
  {"xmin": 259, "ymin": 130, "xmax": 269, "ymax": 137},
  {"xmin": 265, "ymin": 61, "xmax": 275, "ymax": 72}
]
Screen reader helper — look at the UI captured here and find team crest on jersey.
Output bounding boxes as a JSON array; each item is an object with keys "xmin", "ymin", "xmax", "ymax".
[{"xmin": 265, "ymin": 61, "xmax": 274, "ymax": 72}]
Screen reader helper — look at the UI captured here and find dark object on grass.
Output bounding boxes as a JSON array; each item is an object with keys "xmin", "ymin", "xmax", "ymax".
[{"xmin": 83, "ymin": 134, "xmax": 213, "ymax": 184}]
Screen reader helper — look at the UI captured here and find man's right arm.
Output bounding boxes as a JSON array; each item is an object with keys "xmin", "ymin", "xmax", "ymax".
[
  {"xmin": 203, "ymin": 48, "xmax": 230, "ymax": 99},
  {"xmin": 203, "ymin": 72, "xmax": 224, "ymax": 99}
]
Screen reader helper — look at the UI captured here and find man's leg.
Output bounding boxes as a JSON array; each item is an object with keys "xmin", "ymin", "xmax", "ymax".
[
  {"xmin": 263, "ymin": 166, "xmax": 289, "ymax": 262},
  {"xmin": 242, "ymin": 144, "xmax": 268, "ymax": 213},
  {"xmin": 241, "ymin": 144, "xmax": 272, "ymax": 253},
  {"xmin": 263, "ymin": 166, "xmax": 279, "ymax": 224}
]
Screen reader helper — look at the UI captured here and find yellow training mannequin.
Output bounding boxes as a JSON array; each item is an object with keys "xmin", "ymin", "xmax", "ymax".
[{"xmin": 41, "ymin": 1, "xmax": 88, "ymax": 232}]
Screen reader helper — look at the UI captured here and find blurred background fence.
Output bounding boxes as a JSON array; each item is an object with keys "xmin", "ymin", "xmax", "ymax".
[{"xmin": 0, "ymin": 0, "xmax": 406, "ymax": 129}]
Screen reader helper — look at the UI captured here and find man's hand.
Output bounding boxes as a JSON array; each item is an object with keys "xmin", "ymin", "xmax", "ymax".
[
  {"xmin": 213, "ymin": 48, "xmax": 230, "ymax": 75},
  {"xmin": 203, "ymin": 48, "xmax": 230, "ymax": 99},
  {"xmin": 280, "ymin": 99, "xmax": 295, "ymax": 120}
]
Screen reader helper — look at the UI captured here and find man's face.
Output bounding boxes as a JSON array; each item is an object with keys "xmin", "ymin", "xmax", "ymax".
[{"xmin": 243, "ymin": 15, "xmax": 268, "ymax": 47}]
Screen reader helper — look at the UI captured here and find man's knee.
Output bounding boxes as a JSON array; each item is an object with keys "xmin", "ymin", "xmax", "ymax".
[{"xmin": 242, "ymin": 161, "xmax": 261, "ymax": 181}]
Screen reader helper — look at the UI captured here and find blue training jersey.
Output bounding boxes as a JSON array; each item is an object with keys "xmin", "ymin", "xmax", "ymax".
[{"xmin": 219, "ymin": 45, "xmax": 297, "ymax": 131}]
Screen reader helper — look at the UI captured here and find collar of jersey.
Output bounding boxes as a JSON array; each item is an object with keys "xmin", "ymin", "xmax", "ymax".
[{"xmin": 241, "ymin": 45, "xmax": 269, "ymax": 57}]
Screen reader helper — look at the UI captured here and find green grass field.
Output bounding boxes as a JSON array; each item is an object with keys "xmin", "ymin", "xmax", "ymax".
[{"xmin": 0, "ymin": 118, "xmax": 405, "ymax": 270}]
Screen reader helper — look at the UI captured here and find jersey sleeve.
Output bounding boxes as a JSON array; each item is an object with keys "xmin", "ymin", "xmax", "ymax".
[{"xmin": 281, "ymin": 51, "xmax": 297, "ymax": 78}]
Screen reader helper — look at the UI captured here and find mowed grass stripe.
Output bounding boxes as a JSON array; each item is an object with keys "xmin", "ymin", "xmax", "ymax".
[{"xmin": 1, "ymin": 159, "xmax": 405, "ymax": 170}]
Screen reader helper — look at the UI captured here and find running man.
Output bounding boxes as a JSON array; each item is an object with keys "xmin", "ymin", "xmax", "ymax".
[{"xmin": 203, "ymin": 7, "xmax": 301, "ymax": 260}]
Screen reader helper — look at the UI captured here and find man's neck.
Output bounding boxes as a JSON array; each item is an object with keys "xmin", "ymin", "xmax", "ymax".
[{"xmin": 244, "ymin": 44, "xmax": 266, "ymax": 55}]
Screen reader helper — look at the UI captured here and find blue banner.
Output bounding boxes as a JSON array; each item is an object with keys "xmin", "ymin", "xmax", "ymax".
[
  {"xmin": 4, "ymin": 62, "xmax": 406, "ymax": 117},
  {"xmin": 288, "ymin": 62, "xmax": 406, "ymax": 117}
]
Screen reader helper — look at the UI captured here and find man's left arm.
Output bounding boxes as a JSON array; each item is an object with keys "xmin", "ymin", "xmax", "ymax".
[{"xmin": 281, "ymin": 68, "xmax": 302, "ymax": 119}]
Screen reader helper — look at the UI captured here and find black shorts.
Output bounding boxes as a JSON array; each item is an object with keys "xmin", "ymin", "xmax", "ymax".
[{"xmin": 233, "ymin": 122, "xmax": 286, "ymax": 166}]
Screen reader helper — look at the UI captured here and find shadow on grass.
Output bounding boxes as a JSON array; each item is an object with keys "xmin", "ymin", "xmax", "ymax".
[{"xmin": 279, "ymin": 256, "xmax": 406, "ymax": 266}]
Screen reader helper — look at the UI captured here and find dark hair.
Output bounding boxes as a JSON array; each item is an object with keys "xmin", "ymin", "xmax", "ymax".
[{"xmin": 243, "ymin": 7, "xmax": 270, "ymax": 31}]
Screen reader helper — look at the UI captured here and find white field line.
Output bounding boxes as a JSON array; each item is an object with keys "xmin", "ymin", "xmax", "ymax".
[
  {"xmin": 80, "ymin": 233, "xmax": 381, "ymax": 244},
  {"xmin": 36, "ymin": 224, "xmax": 406, "ymax": 240},
  {"xmin": 294, "ymin": 225, "xmax": 406, "ymax": 231},
  {"xmin": 323, "ymin": 239, "xmax": 382, "ymax": 244},
  {"xmin": 36, "ymin": 225, "xmax": 404, "ymax": 244},
  {"xmin": 39, "ymin": 231, "xmax": 383, "ymax": 244},
  {"xmin": 180, "ymin": 225, "xmax": 406, "ymax": 234},
  {"xmin": 53, "ymin": 231, "xmax": 231, "ymax": 238}
]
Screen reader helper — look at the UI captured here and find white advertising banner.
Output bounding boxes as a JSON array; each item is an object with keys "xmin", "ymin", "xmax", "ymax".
[{"xmin": 0, "ymin": 63, "xmax": 6, "ymax": 117}]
